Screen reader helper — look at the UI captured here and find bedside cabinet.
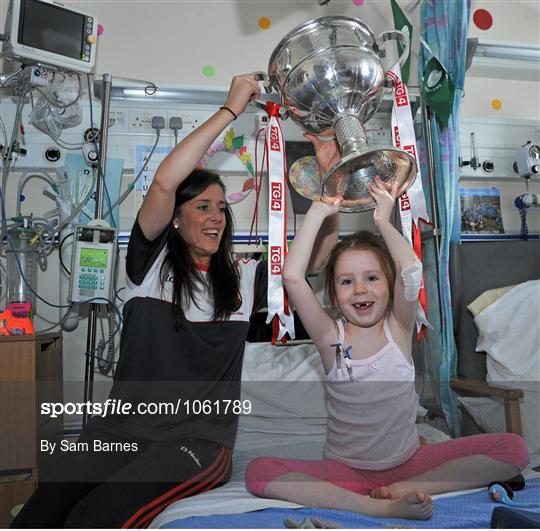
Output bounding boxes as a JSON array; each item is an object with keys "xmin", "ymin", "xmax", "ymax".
[{"xmin": 0, "ymin": 332, "xmax": 63, "ymax": 527}]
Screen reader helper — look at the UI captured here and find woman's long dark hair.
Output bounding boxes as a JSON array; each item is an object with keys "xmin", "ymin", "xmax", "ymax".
[{"xmin": 160, "ymin": 169, "xmax": 239, "ymax": 327}]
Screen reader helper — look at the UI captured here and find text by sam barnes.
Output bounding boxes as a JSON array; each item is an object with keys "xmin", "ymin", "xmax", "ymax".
[{"xmin": 40, "ymin": 439, "xmax": 138, "ymax": 454}]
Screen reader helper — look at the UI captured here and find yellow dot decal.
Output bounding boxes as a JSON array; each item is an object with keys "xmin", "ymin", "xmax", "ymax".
[
  {"xmin": 491, "ymin": 99, "xmax": 502, "ymax": 111},
  {"xmin": 259, "ymin": 17, "xmax": 271, "ymax": 30}
]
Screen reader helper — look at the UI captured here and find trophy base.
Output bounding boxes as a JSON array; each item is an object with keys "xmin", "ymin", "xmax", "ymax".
[{"xmin": 321, "ymin": 147, "xmax": 417, "ymax": 213}]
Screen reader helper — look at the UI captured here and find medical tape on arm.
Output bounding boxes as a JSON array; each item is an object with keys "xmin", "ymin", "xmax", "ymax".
[{"xmin": 401, "ymin": 258, "xmax": 423, "ymax": 302}]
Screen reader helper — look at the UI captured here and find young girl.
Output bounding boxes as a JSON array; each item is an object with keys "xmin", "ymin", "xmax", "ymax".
[{"xmin": 245, "ymin": 176, "xmax": 529, "ymax": 520}]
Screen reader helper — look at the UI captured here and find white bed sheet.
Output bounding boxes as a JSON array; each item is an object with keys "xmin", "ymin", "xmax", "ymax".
[
  {"xmin": 150, "ymin": 439, "xmax": 320, "ymax": 528},
  {"xmin": 150, "ymin": 424, "xmax": 453, "ymax": 528},
  {"xmin": 152, "ymin": 451, "xmax": 540, "ymax": 528}
]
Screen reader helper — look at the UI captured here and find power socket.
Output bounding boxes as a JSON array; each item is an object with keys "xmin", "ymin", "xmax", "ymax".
[
  {"xmin": 108, "ymin": 111, "xmax": 127, "ymax": 131},
  {"xmin": 128, "ymin": 111, "xmax": 153, "ymax": 132},
  {"xmin": 255, "ymin": 114, "xmax": 269, "ymax": 131}
]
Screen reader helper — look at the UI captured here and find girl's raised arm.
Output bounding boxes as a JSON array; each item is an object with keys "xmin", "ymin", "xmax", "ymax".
[{"xmin": 370, "ymin": 176, "xmax": 420, "ymax": 333}]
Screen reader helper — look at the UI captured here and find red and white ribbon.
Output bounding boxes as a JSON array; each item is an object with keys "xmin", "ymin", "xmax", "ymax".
[
  {"xmin": 387, "ymin": 67, "xmax": 431, "ymax": 334},
  {"xmin": 387, "ymin": 67, "xmax": 429, "ymax": 225},
  {"xmin": 264, "ymin": 102, "xmax": 295, "ymax": 343}
]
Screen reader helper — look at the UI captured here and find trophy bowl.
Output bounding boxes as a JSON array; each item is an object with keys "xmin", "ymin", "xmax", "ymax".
[{"xmin": 266, "ymin": 16, "xmax": 417, "ymax": 212}]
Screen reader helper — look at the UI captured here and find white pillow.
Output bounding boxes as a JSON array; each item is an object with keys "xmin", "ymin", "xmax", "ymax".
[
  {"xmin": 242, "ymin": 341, "xmax": 326, "ymax": 382},
  {"xmin": 474, "ymin": 280, "xmax": 540, "ymax": 376},
  {"xmin": 467, "ymin": 285, "xmax": 514, "ymax": 317},
  {"xmin": 239, "ymin": 342, "xmax": 329, "ymax": 447}
]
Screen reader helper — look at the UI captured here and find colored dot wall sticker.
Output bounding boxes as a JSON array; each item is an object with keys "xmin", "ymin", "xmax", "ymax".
[
  {"xmin": 259, "ymin": 17, "xmax": 271, "ymax": 30},
  {"xmin": 491, "ymin": 99, "xmax": 502, "ymax": 111},
  {"xmin": 202, "ymin": 65, "xmax": 215, "ymax": 78},
  {"xmin": 352, "ymin": 0, "xmax": 365, "ymax": 5},
  {"xmin": 473, "ymin": 9, "xmax": 493, "ymax": 30}
]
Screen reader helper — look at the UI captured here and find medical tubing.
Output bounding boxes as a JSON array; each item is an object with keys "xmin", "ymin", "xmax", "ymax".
[
  {"xmin": 31, "ymin": 217, "xmax": 56, "ymax": 256},
  {"xmin": 58, "ymin": 232, "xmax": 74, "ymax": 274},
  {"xmin": 1, "ymin": 184, "xmax": 68, "ymax": 309},
  {"xmin": 106, "ymin": 308, "xmax": 117, "ymax": 371},
  {"xmin": 102, "ymin": 131, "xmax": 160, "ymax": 220},
  {"xmin": 16, "ymin": 169, "xmax": 57, "ymax": 216},
  {"xmin": 0, "ymin": 260, "xmax": 5, "ymax": 297},
  {"xmin": 0, "ymin": 116, "xmax": 8, "ymax": 146},
  {"xmin": 32, "ymin": 73, "xmax": 82, "ymax": 110},
  {"xmin": 97, "ymin": 308, "xmax": 116, "ymax": 375},
  {"xmin": 0, "ymin": 66, "xmax": 25, "ymax": 89},
  {"xmin": 114, "ymin": 287, "xmax": 125, "ymax": 303},
  {"xmin": 1, "ymin": 89, "xmax": 28, "ymax": 237},
  {"xmin": 96, "ymin": 338, "xmax": 106, "ymax": 370},
  {"xmin": 111, "ymin": 244, "xmax": 122, "ymax": 307},
  {"xmin": 1, "ymin": 185, "xmax": 123, "ymax": 339},
  {"xmin": 42, "ymin": 125, "xmax": 86, "ymax": 149},
  {"xmin": 86, "ymin": 75, "xmax": 116, "ymax": 228},
  {"xmin": 519, "ymin": 206, "xmax": 528, "ymax": 240},
  {"xmin": 514, "ymin": 195, "xmax": 530, "ymax": 240},
  {"xmin": 53, "ymin": 169, "xmax": 97, "ymax": 234},
  {"xmin": 0, "ymin": 101, "xmax": 121, "ymax": 363}
]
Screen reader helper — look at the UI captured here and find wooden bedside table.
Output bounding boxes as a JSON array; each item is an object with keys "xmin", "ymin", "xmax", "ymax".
[{"xmin": 0, "ymin": 332, "xmax": 63, "ymax": 527}]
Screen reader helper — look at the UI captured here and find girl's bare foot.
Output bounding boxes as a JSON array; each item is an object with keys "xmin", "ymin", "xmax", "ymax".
[
  {"xmin": 371, "ymin": 485, "xmax": 398, "ymax": 500},
  {"xmin": 386, "ymin": 491, "xmax": 433, "ymax": 520},
  {"xmin": 371, "ymin": 482, "xmax": 419, "ymax": 500}
]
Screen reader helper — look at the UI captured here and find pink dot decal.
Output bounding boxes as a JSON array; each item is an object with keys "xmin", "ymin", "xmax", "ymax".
[
  {"xmin": 97, "ymin": 24, "xmax": 104, "ymax": 36},
  {"xmin": 473, "ymin": 9, "xmax": 493, "ymax": 30},
  {"xmin": 352, "ymin": 0, "xmax": 365, "ymax": 5}
]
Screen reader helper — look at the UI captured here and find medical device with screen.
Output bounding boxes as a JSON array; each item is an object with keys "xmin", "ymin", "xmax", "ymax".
[
  {"xmin": 1, "ymin": 0, "xmax": 98, "ymax": 73},
  {"xmin": 69, "ymin": 225, "xmax": 117, "ymax": 304},
  {"xmin": 79, "ymin": 248, "xmax": 109, "ymax": 270}
]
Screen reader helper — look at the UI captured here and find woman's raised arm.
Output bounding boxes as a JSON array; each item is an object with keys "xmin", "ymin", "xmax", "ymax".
[{"xmin": 138, "ymin": 74, "xmax": 260, "ymax": 241}]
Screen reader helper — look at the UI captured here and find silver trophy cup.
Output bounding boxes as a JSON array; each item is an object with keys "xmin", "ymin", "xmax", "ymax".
[{"xmin": 263, "ymin": 16, "xmax": 417, "ymax": 212}]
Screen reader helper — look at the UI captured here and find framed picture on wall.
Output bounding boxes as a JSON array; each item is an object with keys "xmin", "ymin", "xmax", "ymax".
[{"xmin": 460, "ymin": 187, "xmax": 505, "ymax": 234}]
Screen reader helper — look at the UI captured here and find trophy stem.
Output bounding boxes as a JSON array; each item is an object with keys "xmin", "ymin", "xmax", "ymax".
[{"xmin": 334, "ymin": 115, "xmax": 368, "ymax": 157}]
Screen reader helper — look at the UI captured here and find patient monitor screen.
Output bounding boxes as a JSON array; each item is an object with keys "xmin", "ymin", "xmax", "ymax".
[{"xmin": 18, "ymin": 0, "xmax": 85, "ymax": 60}]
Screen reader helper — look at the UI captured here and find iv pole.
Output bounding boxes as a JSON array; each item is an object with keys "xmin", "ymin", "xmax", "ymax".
[{"xmin": 82, "ymin": 73, "xmax": 112, "ymax": 427}]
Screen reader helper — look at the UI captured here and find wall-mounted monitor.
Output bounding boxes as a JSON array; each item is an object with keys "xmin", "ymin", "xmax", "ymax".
[{"xmin": 1, "ymin": 0, "xmax": 99, "ymax": 73}]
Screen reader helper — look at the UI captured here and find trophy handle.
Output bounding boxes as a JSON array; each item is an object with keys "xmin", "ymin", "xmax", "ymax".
[
  {"xmin": 252, "ymin": 71, "xmax": 273, "ymax": 94},
  {"xmin": 377, "ymin": 30, "xmax": 410, "ymax": 71},
  {"xmin": 250, "ymin": 71, "xmax": 289, "ymax": 120}
]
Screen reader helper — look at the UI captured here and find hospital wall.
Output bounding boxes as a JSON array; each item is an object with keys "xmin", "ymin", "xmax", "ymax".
[{"xmin": 0, "ymin": 0, "xmax": 539, "ymax": 431}]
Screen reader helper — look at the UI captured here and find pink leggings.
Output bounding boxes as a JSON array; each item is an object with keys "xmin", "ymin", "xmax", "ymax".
[{"xmin": 245, "ymin": 433, "xmax": 529, "ymax": 497}]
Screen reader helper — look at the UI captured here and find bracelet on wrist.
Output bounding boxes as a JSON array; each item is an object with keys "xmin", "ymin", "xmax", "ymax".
[{"xmin": 219, "ymin": 106, "xmax": 237, "ymax": 120}]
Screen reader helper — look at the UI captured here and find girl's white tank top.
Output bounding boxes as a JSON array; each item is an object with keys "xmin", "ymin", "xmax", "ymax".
[{"xmin": 323, "ymin": 318, "xmax": 419, "ymax": 470}]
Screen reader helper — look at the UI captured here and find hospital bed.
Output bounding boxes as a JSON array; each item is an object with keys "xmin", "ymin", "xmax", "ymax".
[{"xmin": 149, "ymin": 296, "xmax": 540, "ymax": 528}]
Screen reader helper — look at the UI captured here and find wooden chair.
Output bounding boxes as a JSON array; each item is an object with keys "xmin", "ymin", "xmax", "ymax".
[{"xmin": 449, "ymin": 240, "xmax": 540, "ymax": 436}]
